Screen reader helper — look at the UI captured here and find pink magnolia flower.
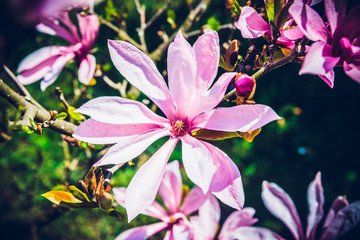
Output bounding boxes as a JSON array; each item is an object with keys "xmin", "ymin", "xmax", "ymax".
[
  {"xmin": 262, "ymin": 172, "xmax": 360, "ymax": 240},
  {"xmin": 73, "ymin": 30, "xmax": 280, "ymax": 221},
  {"xmin": 235, "ymin": 6, "xmax": 304, "ymax": 49},
  {"xmin": 289, "ymin": 0, "xmax": 360, "ymax": 87},
  {"xmin": 113, "ymin": 160, "xmax": 212, "ymax": 240},
  {"xmin": 17, "ymin": 12, "xmax": 99, "ymax": 90}
]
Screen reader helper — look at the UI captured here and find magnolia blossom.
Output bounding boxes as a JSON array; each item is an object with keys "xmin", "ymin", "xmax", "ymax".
[
  {"xmin": 17, "ymin": 12, "xmax": 99, "ymax": 90},
  {"xmin": 113, "ymin": 161, "xmax": 213, "ymax": 239},
  {"xmin": 235, "ymin": 6, "xmax": 304, "ymax": 49},
  {"xmin": 261, "ymin": 172, "xmax": 360, "ymax": 240},
  {"xmin": 289, "ymin": 0, "xmax": 360, "ymax": 87},
  {"xmin": 73, "ymin": 30, "xmax": 280, "ymax": 221}
]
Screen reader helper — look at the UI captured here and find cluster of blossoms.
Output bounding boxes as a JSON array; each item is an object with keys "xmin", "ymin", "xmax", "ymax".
[{"xmin": 13, "ymin": 0, "xmax": 360, "ymax": 239}]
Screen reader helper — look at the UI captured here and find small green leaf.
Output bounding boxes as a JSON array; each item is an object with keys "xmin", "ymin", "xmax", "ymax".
[
  {"xmin": 68, "ymin": 106, "xmax": 86, "ymax": 121},
  {"xmin": 265, "ymin": 0, "xmax": 284, "ymax": 22},
  {"xmin": 56, "ymin": 112, "xmax": 67, "ymax": 120},
  {"xmin": 207, "ymin": 17, "xmax": 220, "ymax": 31},
  {"xmin": 232, "ymin": 0, "xmax": 242, "ymax": 14},
  {"xmin": 192, "ymin": 129, "xmax": 242, "ymax": 140},
  {"xmin": 167, "ymin": 9, "xmax": 176, "ymax": 29},
  {"xmin": 69, "ymin": 185, "xmax": 91, "ymax": 202},
  {"xmin": 21, "ymin": 126, "xmax": 34, "ymax": 134},
  {"xmin": 41, "ymin": 191, "xmax": 82, "ymax": 205}
]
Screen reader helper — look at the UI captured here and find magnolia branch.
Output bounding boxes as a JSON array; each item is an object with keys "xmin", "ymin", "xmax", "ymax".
[{"xmin": 0, "ymin": 79, "xmax": 77, "ymax": 136}]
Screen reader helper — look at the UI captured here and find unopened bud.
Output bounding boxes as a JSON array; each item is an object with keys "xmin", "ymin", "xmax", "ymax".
[{"xmin": 235, "ymin": 73, "xmax": 256, "ymax": 99}]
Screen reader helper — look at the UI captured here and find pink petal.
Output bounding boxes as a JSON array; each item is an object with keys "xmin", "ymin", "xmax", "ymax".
[
  {"xmin": 262, "ymin": 181, "xmax": 304, "ymax": 240},
  {"xmin": 40, "ymin": 52, "xmax": 75, "ymax": 90},
  {"xmin": 193, "ymin": 31, "xmax": 220, "ymax": 94},
  {"xmin": 299, "ymin": 42, "xmax": 340, "ymax": 84},
  {"xmin": 220, "ymin": 208, "xmax": 258, "ymax": 239},
  {"xmin": 142, "ymin": 201, "xmax": 169, "ymax": 220},
  {"xmin": 159, "ymin": 160, "xmax": 183, "ymax": 214},
  {"xmin": 125, "ymin": 138, "xmax": 178, "ymax": 222},
  {"xmin": 167, "ymin": 31, "xmax": 197, "ymax": 117},
  {"xmin": 92, "ymin": 129, "xmax": 170, "ymax": 166},
  {"xmin": 75, "ymin": 96, "xmax": 169, "ymax": 125},
  {"xmin": 77, "ymin": 14, "xmax": 99, "ymax": 44},
  {"xmin": 289, "ymin": 2, "xmax": 329, "ymax": 42},
  {"xmin": 78, "ymin": 54, "xmax": 96, "ymax": 84},
  {"xmin": 235, "ymin": 6, "xmax": 270, "ymax": 39},
  {"xmin": 192, "ymin": 104, "xmax": 280, "ymax": 132},
  {"xmin": 344, "ymin": 62, "xmax": 360, "ymax": 83},
  {"xmin": 306, "ymin": 172, "xmax": 324, "ymax": 240},
  {"xmin": 180, "ymin": 134, "xmax": 214, "ymax": 194},
  {"xmin": 281, "ymin": 26, "xmax": 304, "ymax": 41},
  {"xmin": 113, "ymin": 187, "xmax": 126, "ymax": 207},
  {"xmin": 324, "ymin": 0, "xmax": 347, "ymax": 35},
  {"xmin": 229, "ymin": 227, "xmax": 284, "ymax": 240},
  {"xmin": 73, "ymin": 119, "xmax": 162, "ymax": 144},
  {"xmin": 180, "ymin": 186, "xmax": 207, "ymax": 215},
  {"xmin": 169, "ymin": 223, "xmax": 192, "ymax": 240},
  {"xmin": 115, "ymin": 222, "xmax": 169, "ymax": 240},
  {"xmin": 201, "ymin": 141, "xmax": 244, "ymax": 210},
  {"xmin": 190, "ymin": 194, "xmax": 220, "ymax": 240},
  {"xmin": 36, "ymin": 19, "xmax": 79, "ymax": 44},
  {"xmin": 108, "ymin": 40, "xmax": 176, "ymax": 119},
  {"xmin": 188, "ymin": 72, "xmax": 237, "ymax": 120},
  {"xmin": 322, "ymin": 196, "xmax": 349, "ymax": 231},
  {"xmin": 318, "ymin": 71, "xmax": 335, "ymax": 88}
]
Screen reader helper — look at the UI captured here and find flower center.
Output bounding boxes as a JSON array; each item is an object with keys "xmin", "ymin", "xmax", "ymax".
[{"xmin": 171, "ymin": 119, "xmax": 188, "ymax": 137}]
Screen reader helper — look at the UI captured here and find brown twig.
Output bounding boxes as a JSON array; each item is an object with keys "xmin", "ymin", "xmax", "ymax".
[
  {"xmin": 54, "ymin": 87, "xmax": 70, "ymax": 110},
  {"xmin": 134, "ymin": 0, "xmax": 148, "ymax": 53}
]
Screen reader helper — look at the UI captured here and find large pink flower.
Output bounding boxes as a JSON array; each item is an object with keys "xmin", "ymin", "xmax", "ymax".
[
  {"xmin": 73, "ymin": 30, "xmax": 280, "ymax": 221},
  {"xmin": 17, "ymin": 12, "xmax": 99, "ymax": 90},
  {"xmin": 113, "ymin": 160, "xmax": 211, "ymax": 239},
  {"xmin": 289, "ymin": 0, "xmax": 360, "ymax": 87}
]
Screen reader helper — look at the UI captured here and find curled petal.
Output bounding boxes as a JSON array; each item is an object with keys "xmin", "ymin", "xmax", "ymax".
[
  {"xmin": 322, "ymin": 196, "xmax": 349, "ymax": 230},
  {"xmin": 181, "ymin": 134, "xmax": 214, "ymax": 194},
  {"xmin": 36, "ymin": 18, "xmax": 79, "ymax": 44},
  {"xmin": 343, "ymin": 62, "xmax": 360, "ymax": 83},
  {"xmin": 92, "ymin": 129, "xmax": 170, "ymax": 166},
  {"xmin": 262, "ymin": 181, "xmax": 304, "ymax": 240},
  {"xmin": 125, "ymin": 138, "xmax": 178, "ymax": 222},
  {"xmin": 235, "ymin": 6, "xmax": 270, "ymax": 39},
  {"xmin": 193, "ymin": 104, "xmax": 280, "ymax": 132},
  {"xmin": 306, "ymin": 172, "xmax": 324, "ymax": 240},
  {"xmin": 75, "ymin": 96, "xmax": 169, "ymax": 125},
  {"xmin": 115, "ymin": 222, "xmax": 169, "ymax": 240},
  {"xmin": 289, "ymin": 2, "xmax": 329, "ymax": 42},
  {"xmin": 220, "ymin": 208, "xmax": 258, "ymax": 239},
  {"xmin": 167, "ymin": 31, "xmax": 197, "ymax": 117},
  {"xmin": 108, "ymin": 40, "xmax": 176, "ymax": 119},
  {"xmin": 159, "ymin": 160, "xmax": 183, "ymax": 214},
  {"xmin": 78, "ymin": 54, "xmax": 96, "ymax": 84}
]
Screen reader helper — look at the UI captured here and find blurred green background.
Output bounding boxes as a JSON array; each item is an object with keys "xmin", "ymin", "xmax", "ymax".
[{"xmin": 1, "ymin": 0, "xmax": 360, "ymax": 239}]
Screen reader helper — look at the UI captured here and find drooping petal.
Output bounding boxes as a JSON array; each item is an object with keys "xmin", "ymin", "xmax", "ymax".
[
  {"xmin": 262, "ymin": 181, "xmax": 304, "ymax": 240},
  {"xmin": 108, "ymin": 40, "xmax": 176, "ymax": 119},
  {"xmin": 324, "ymin": 0, "xmax": 347, "ymax": 35},
  {"xmin": 322, "ymin": 196, "xmax": 349, "ymax": 231},
  {"xmin": 192, "ymin": 104, "xmax": 280, "ymax": 132},
  {"xmin": 190, "ymin": 194, "xmax": 220, "ymax": 240},
  {"xmin": 125, "ymin": 138, "xmax": 178, "ymax": 222},
  {"xmin": 167, "ymin": 31, "xmax": 197, "ymax": 117},
  {"xmin": 202, "ymin": 141, "xmax": 244, "ymax": 210},
  {"xmin": 229, "ymin": 227, "xmax": 285, "ymax": 240},
  {"xmin": 78, "ymin": 54, "xmax": 96, "ymax": 84},
  {"xmin": 115, "ymin": 222, "xmax": 169, "ymax": 240},
  {"xmin": 299, "ymin": 41, "xmax": 340, "ymax": 86},
  {"xmin": 318, "ymin": 71, "xmax": 335, "ymax": 88},
  {"xmin": 320, "ymin": 201, "xmax": 360, "ymax": 240},
  {"xmin": 180, "ymin": 186, "xmax": 207, "ymax": 215},
  {"xmin": 75, "ymin": 96, "xmax": 169, "ymax": 125},
  {"xmin": 188, "ymin": 72, "xmax": 237, "ymax": 120},
  {"xmin": 289, "ymin": 2, "xmax": 329, "ymax": 42},
  {"xmin": 36, "ymin": 18, "xmax": 79, "ymax": 44},
  {"xmin": 343, "ymin": 61, "xmax": 360, "ymax": 83},
  {"xmin": 92, "ymin": 129, "xmax": 170, "ymax": 166},
  {"xmin": 235, "ymin": 6, "xmax": 270, "ymax": 39},
  {"xmin": 306, "ymin": 172, "xmax": 324, "ymax": 240},
  {"xmin": 73, "ymin": 119, "xmax": 163, "ymax": 144},
  {"xmin": 40, "ymin": 52, "xmax": 75, "ymax": 90},
  {"xmin": 181, "ymin": 134, "xmax": 214, "ymax": 194},
  {"xmin": 158, "ymin": 160, "xmax": 183, "ymax": 214},
  {"xmin": 77, "ymin": 14, "xmax": 99, "ymax": 44},
  {"xmin": 193, "ymin": 31, "xmax": 220, "ymax": 94}
]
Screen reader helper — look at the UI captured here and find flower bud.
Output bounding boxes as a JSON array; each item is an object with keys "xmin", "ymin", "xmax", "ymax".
[{"xmin": 235, "ymin": 73, "xmax": 255, "ymax": 99}]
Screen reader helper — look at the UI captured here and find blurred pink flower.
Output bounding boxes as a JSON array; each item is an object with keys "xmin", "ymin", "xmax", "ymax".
[
  {"xmin": 262, "ymin": 172, "xmax": 360, "ymax": 240},
  {"xmin": 17, "ymin": 12, "xmax": 99, "ymax": 90},
  {"xmin": 289, "ymin": 0, "xmax": 360, "ymax": 87},
  {"xmin": 73, "ymin": 30, "xmax": 280, "ymax": 221},
  {"xmin": 113, "ymin": 160, "xmax": 213, "ymax": 239}
]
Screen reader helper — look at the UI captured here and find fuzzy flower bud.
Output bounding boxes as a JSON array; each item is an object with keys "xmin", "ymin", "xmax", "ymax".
[{"xmin": 235, "ymin": 73, "xmax": 255, "ymax": 99}]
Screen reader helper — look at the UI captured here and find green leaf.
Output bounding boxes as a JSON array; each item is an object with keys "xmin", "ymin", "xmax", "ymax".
[
  {"xmin": 207, "ymin": 17, "xmax": 220, "ymax": 31},
  {"xmin": 167, "ymin": 9, "xmax": 176, "ymax": 29},
  {"xmin": 21, "ymin": 126, "xmax": 34, "ymax": 134},
  {"xmin": 192, "ymin": 129, "xmax": 242, "ymax": 140},
  {"xmin": 41, "ymin": 191, "xmax": 82, "ymax": 205},
  {"xmin": 232, "ymin": 0, "xmax": 242, "ymax": 14},
  {"xmin": 56, "ymin": 112, "xmax": 67, "ymax": 120},
  {"xmin": 68, "ymin": 106, "xmax": 86, "ymax": 121},
  {"xmin": 265, "ymin": 0, "xmax": 284, "ymax": 22},
  {"xmin": 105, "ymin": 0, "xmax": 117, "ymax": 21},
  {"xmin": 69, "ymin": 185, "xmax": 91, "ymax": 202}
]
